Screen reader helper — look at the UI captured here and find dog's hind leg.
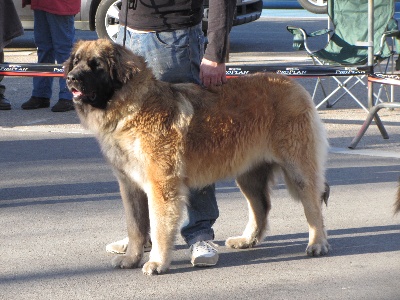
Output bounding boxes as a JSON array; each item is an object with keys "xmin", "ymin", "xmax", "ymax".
[
  {"xmin": 111, "ymin": 174, "xmax": 150, "ymax": 269},
  {"xmin": 282, "ymin": 164, "xmax": 330, "ymax": 257},
  {"xmin": 226, "ymin": 163, "xmax": 276, "ymax": 249}
]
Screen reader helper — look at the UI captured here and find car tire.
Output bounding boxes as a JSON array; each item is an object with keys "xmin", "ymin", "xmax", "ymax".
[
  {"xmin": 297, "ymin": 0, "xmax": 327, "ymax": 14},
  {"xmin": 95, "ymin": 0, "xmax": 121, "ymax": 41}
]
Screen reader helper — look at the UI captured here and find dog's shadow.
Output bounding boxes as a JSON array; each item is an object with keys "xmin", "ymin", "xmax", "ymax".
[{"xmin": 168, "ymin": 224, "xmax": 400, "ymax": 274}]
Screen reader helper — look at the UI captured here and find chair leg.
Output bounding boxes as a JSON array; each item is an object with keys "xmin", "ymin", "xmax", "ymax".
[
  {"xmin": 314, "ymin": 76, "xmax": 369, "ymax": 112},
  {"xmin": 339, "ymin": 85, "xmax": 369, "ymax": 112},
  {"xmin": 315, "ymin": 76, "xmax": 355, "ymax": 109},
  {"xmin": 327, "ymin": 77, "xmax": 362, "ymax": 107},
  {"xmin": 327, "ymin": 76, "xmax": 366, "ymax": 107},
  {"xmin": 312, "ymin": 77, "xmax": 328, "ymax": 102},
  {"xmin": 315, "ymin": 84, "xmax": 344, "ymax": 109},
  {"xmin": 374, "ymin": 86, "xmax": 383, "ymax": 105},
  {"xmin": 348, "ymin": 103, "xmax": 400, "ymax": 149}
]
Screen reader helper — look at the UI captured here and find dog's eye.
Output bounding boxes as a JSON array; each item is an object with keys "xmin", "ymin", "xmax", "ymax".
[
  {"xmin": 88, "ymin": 59, "xmax": 101, "ymax": 71},
  {"xmin": 73, "ymin": 57, "xmax": 79, "ymax": 66}
]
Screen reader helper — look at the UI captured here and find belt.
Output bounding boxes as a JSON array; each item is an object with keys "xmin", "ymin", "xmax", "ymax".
[{"xmin": 125, "ymin": 27, "xmax": 155, "ymax": 34}]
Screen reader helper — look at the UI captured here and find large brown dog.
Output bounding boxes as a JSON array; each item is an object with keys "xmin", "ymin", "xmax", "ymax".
[{"xmin": 65, "ymin": 39, "xmax": 330, "ymax": 275}]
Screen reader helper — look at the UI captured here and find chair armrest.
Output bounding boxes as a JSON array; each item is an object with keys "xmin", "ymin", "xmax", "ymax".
[
  {"xmin": 309, "ymin": 29, "xmax": 332, "ymax": 37},
  {"xmin": 382, "ymin": 29, "xmax": 400, "ymax": 38},
  {"xmin": 287, "ymin": 26, "xmax": 331, "ymax": 51},
  {"xmin": 286, "ymin": 26, "xmax": 307, "ymax": 50},
  {"xmin": 376, "ymin": 29, "xmax": 400, "ymax": 56},
  {"xmin": 379, "ymin": 18, "xmax": 400, "ymax": 55}
]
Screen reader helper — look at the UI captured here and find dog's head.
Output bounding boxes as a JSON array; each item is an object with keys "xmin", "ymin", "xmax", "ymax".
[{"xmin": 64, "ymin": 39, "xmax": 143, "ymax": 109}]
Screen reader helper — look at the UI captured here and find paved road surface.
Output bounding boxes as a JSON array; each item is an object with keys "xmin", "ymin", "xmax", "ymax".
[{"xmin": 1, "ymin": 11, "xmax": 400, "ymax": 300}]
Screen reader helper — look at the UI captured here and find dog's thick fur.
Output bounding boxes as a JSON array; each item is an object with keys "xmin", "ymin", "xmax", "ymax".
[{"xmin": 65, "ymin": 39, "xmax": 330, "ymax": 275}]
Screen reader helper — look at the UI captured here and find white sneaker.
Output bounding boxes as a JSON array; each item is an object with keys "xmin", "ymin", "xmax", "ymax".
[
  {"xmin": 106, "ymin": 237, "xmax": 152, "ymax": 254},
  {"xmin": 190, "ymin": 240, "xmax": 219, "ymax": 267}
]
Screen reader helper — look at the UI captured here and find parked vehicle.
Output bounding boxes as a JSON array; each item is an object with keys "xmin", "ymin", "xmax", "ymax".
[
  {"xmin": 263, "ymin": 0, "xmax": 326, "ymax": 14},
  {"xmin": 297, "ymin": 0, "xmax": 327, "ymax": 14},
  {"xmin": 14, "ymin": 0, "xmax": 264, "ymax": 41}
]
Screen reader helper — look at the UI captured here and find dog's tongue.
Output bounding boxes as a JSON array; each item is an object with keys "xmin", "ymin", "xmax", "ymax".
[{"xmin": 72, "ymin": 89, "xmax": 83, "ymax": 97}]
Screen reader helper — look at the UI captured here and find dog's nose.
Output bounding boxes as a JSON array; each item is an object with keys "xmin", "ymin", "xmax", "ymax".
[{"xmin": 67, "ymin": 73, "xmax": 76, "ymax": 82}]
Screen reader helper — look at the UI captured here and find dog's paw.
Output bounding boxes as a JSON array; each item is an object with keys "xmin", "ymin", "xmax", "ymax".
[
  {"xmin": 142, "ymin": 261, "xmax": 169, "ymax": 275},
  {"xmin": 225, "ymin": 236, "xmax": 257, "ymax": 249},
  {"xmin": 111, "ymin": 254, "xmax": 141, "ymax": 269},
  {"xmin": 306, "ymin": 241, "xmax": 331, "ymax": 257}
]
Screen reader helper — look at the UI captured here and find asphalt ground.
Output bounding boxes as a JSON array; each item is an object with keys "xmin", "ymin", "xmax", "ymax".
[{"xmin": 1, "ymin": 12, "xmax": 400, "ymax": 300}]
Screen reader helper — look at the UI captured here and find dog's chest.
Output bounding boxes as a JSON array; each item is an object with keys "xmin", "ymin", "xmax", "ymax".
[{"xmin": 100, "ymin": 134, "xmax": 148, "ymax": 187}]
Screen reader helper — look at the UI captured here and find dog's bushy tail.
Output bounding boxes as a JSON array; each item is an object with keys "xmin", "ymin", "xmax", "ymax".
[{"xmin": 395, "ymin": 178, "xmax": 400, "ymax": 214}]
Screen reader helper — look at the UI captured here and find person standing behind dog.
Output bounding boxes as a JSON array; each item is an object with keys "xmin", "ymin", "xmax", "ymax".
[
  {"xmin": 106, "ymin": 0, "xmax": 235, "ymax": 268},
  {"xmin": 21, "ymin": 0, "xmax": 80, "ymax": 112},
  {"xmin": 0, "ymin": 0, "xmax": 24, "ymax": 110}
]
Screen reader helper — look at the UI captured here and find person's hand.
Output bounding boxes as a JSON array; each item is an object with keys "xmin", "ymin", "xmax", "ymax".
[{"xmin": 200, "ymin": 58, "xmax": 227, "ymax": 88}]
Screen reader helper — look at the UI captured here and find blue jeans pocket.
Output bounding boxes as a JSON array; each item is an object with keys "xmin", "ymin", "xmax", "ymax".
[{"xmin": 155, "ymin": 30, "xmax": 190, "ymax": 49}]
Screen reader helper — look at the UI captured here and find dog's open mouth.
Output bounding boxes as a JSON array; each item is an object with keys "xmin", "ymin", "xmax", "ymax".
[
  {"xmin": 71, "ymin": 88, "xmax": 83, "ymax": 98},
  {"xmin": 70, "ymin": 87, "xmax": 96, "ymax": 102}
]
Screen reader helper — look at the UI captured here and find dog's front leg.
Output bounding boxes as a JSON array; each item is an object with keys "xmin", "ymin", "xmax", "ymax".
[
  {"xmin": 142, "ymin": 181, "xmax": 186, "ymax": 275},
  {"xmin": 111, "ymin": 174, "xmax": 150, "ymax": 269}
]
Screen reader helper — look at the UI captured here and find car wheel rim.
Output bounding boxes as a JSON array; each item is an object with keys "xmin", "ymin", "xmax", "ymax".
[
  {"xmin": 104, "ymin": 0, "xmax": 121, "ymax": 41},
  {"xmin": 307, "ymin": 0, "xmax": 327, "ymax": 7}
]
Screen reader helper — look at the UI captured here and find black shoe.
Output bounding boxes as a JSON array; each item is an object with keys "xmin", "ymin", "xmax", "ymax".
[
  {"xmin": 51, "ymin": 99, "xmax": 75, "ymax": 112},
  {"xmin": 0, "ymin": 94, "xmax": 11, "ymax": 110},
  {"xmin": 21, "ymin": 96, "xmax": 50, "ymax": 109}
]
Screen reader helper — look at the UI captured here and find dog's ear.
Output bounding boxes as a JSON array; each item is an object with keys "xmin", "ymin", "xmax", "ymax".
[
  {"xmin": 110, "ymin": 43, "xmax": 143, "ymax": 86},
  {"xmin": 63, "ymin": 40, "xmax": 85, "ymax": 77},
  {"xmin": 63, "ymin": 53, "xmax": 74, "ymax": 77}
]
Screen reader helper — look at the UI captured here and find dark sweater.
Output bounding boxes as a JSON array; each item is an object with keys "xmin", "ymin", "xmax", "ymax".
[{"xmin": 119, "ymin": 0, "xmax": 235, "ymax": 63}]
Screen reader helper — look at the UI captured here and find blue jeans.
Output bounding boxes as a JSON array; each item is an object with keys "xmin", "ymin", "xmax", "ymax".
[
  {"xmin": 32, "ymin": 10, "xmax": 75, "ymax": 100},
  {"xmin": 116, "ymin": 25, "xmax": 219, "ymax": 246}
]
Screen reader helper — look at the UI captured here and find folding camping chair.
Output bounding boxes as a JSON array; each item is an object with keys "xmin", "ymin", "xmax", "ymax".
[{"xmin": 287, "ymin": 0, "xmax": 399, "ymax": 112}]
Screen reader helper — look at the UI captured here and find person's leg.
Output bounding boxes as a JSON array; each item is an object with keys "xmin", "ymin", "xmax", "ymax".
[
  {"xmin": 181, "ymin": 185, "xmax": 219, "ymax": 266},
  {"xmin": 180, "ymin": 185, "xmax": 218, "ymax": 244},
  {"xmin": 22, "ymin": 10, "xmax": 52, "ymax": 109},
  {"xmin": 0, "ymin": 50, "xmax": 11, "ymax": 110},
  {"xmin": 46, "ymin": 13, "xmax": 75, "ymax": 112},
  {"xmin": 33, "ymin": 10, "xmax": 54, "ymax": 98}
]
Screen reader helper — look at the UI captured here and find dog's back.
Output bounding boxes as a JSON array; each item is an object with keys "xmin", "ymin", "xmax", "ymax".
[{"xmin": 177, "ymin": 72, "xmax": 328, "ymax": 190}]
